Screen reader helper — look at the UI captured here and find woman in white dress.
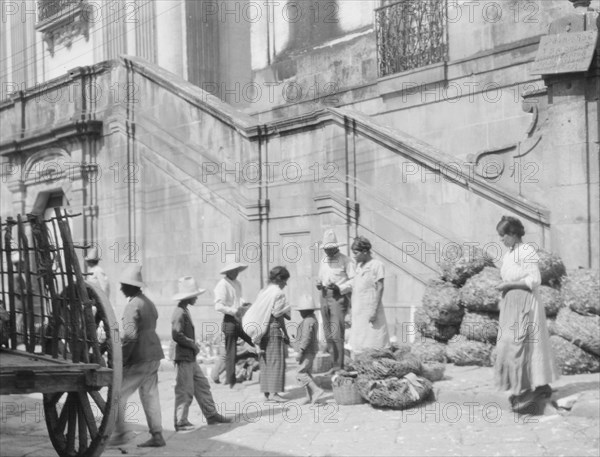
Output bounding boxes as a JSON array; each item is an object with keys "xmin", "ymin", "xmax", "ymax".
[
  {"xmin": 494, "ymin": 216, "xmax": 559, "ymax": 413},
  {"xmin": 349, "ymin": 236, "xmax": 390, "ymax": 353}
]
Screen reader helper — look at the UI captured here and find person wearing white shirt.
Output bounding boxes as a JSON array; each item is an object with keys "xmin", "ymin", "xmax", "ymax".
[
  {"xmin": 85, "ymin": 247, "xmax": 110, "ymax": 298},
  {"xmin": 214, "ymin": 262, "xmax": 255, "ymax": 387},
  {"xmin": 316, "ymin": 230, "xmax": 355, "ymax": 373}
]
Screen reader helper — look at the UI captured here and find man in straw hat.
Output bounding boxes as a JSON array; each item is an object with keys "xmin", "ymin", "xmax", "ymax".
[
  {"xmin": 85, "ymin": 246, "xmax": 110, "ymax": 298},
  {"xmin": 316, "ymin": 229, "xmax": 355, "ymax": 374},
  {"xmin": 214, "ymin": 262, "xmax": 255, "ymax": 387},
  {"xmin": 172, "ymin": 276, "xmax": 231, "ymax": 431},
  {"xmin": 109, "ymin": 265, "xmax": 165, "ymax": 448},
  {"xmin": 294, "ymin": 294, "xmax": 325, "ymax": 405}
]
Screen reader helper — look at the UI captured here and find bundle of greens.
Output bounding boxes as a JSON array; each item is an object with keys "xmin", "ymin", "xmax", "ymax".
[
  {"xmin": 438, "ymin": 247, "xmax": 495, "ymax": 287},
  {"xmin": 446, "ymin": 338, "xmax": 494, "ymax": 367},
  {"xmin": 458, "ymin": 267, "xmax": 502, "ymax": 313},
  {"xmin": 414, "ymin": 307, "xmax": 459, "ymax": 342},
  {"xmin": 459, "ymin": 311, "xmax": 499, "ymax": 344},
  {"xmin": 356, "ymin": 373, "xmax": 433, "ymax": 410},
  {"xmin": 539, "ymin": 285, "xmax": 564, "ymax": 318},
  {"xmin": 537, "ymin": 249, "xmax": 567, "ymax": 288},
  {"xmin": 552, "ymin": 307, "xmax": 600, "ymax": 357},
  {"xmin": 422, "ymin": 280, "xmax": 464, "ymax": 326},
  {"xmin": 550, "ymin": 335, "xmax": 600, "ymax": 375},
  {"xmin": 561, "ymin": 269, "xmax": 600, "ymax": 316},
  {"xmin": 406, "ymin": 337, "xmax": 448, "ymax": 363}
]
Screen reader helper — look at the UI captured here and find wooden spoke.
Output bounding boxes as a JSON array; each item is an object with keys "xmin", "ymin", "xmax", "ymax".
[
  {"xmin": 66, "ymin": 393, "xmax": 77, "ymax": 455},
  {"xmin": 78, "ymin": 392, "xmax": 99, "ymax": 439},
  {"xmin": 56, "ymin": 395, "xmax": 70, "ymax": 435},
  {"xmin": 47, "ymin": 391, "xmax": 64, "ymax": 408},
  {"xmin": 78, "ymin": 402, "xmax": 88, "ymax": 451},
  {"xmin": 88, "ymin": 390, "xmax": 106, "ymax": 413}
]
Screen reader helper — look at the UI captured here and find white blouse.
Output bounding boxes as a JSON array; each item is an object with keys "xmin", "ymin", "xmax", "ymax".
[{"xmin": 500, "ymin": 242, "xmax": 541, "ymax": 291}]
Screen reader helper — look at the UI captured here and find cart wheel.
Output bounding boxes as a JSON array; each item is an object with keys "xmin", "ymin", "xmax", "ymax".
[{"xmin": 43, "ymin": 283, "xmax": 122, "ymax": 457}]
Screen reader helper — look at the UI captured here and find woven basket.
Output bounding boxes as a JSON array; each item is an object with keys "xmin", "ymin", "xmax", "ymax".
[
  {"xmin": 332, "ymin": 375, "xmax": 365, "ymax": 405},
  {"xmin": 421, "ymin": 362, "xmax": 446, "ymax": 382},
  {"xmin": 312, "ymin": 352, "xmax": 333, "ymax": 373}
]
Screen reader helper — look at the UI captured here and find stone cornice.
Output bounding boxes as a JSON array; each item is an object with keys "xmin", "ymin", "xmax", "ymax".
[{"xmin": 0, "ymin": 120, "xmax": 102, "ymax": 156}]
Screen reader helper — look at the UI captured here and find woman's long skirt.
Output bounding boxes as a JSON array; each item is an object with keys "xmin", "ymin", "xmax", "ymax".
[
  {"xmin": 494, "ymin": 289, "xmax": 559, "ymax": 395},
  {"xmin": 259, "ymin": 319, "xmax": 286, "ymax": 393}
]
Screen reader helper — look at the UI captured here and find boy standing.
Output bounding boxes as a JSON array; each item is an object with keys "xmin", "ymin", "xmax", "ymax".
[
  {"xmin": 295, "ymin": 295, "xmax": 325, "ymax": 405},
  {"xmin": 172, "ymin": 276, "xmax": 231, "ymax": 431}
]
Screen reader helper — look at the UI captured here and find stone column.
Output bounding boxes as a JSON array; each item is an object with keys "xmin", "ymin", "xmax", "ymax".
[{"xmin": 537, "ymin": 1, "xmax": 599, "ymax": 268}]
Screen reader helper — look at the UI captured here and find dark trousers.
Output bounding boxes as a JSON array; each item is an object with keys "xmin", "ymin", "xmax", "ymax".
[
  {"xmin": 222, "ymin": 314, "xmax": 254, "ymax": 386},
  {"xmin": 320, "ymin": 290, "xmax": 349, "ymax": 370}
]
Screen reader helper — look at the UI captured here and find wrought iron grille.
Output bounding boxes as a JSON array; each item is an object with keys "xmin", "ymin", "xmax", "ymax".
[
  {"xmin": 376, "ymin": 0, "xmax": 448, "ymax": 77},
  {"xmin": 37, "ymin": 0, "xmax": 84, "ymax": 22}
]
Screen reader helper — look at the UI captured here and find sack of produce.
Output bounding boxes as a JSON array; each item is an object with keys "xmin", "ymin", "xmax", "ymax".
[
  {"xmin": 459, "ymin": 311, "xmax": 499, "ymax": 344},
  {"xmin": 415, "ymin": 307, "xmax": 459, "ymax": 342},
  {"xmin": 537, "ymin": 249, "xmax": 566, "ymax": 288},
  {"xmin": 459, "ymin": 267, "xmax": 502, "ymax": 313},
  {"xmin": 561, "ymin": 269, "xmax": 600, "ymax": 316},
  {"xmin": 356, "ymin": 373, "xmax": 433, "ymax": 410},
  {"xmin": 550, "ymin": 335, "xmax": 600, "ymax": 375},
  {"xmin": 438, "ymin": 247, "xmax": 495, "ymax": 287},
  {"xmin": 446, "ymin": 339, "xmax": 494, "ymax": 367},
  {"xmin": 354, "ymin": 353, "xmax": 422, "ymax": 381},
  {"xmin": 422, "ymin": 280, "xmax": 464, "ymax": 326},
  {"xmin": 406, "ymin": 337, "xmax": 448, "ymax": 363},
  {"xmin": 552, "ymin": 307, "xmax": 600, "ymax": 356},
  {"xmin": 539, "ymin": 285, "xmax": 564, "ymax": 318}
]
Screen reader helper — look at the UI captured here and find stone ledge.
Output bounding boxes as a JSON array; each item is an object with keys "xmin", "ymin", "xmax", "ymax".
[{"xmin": 377, "ymin": 62, "xmax": 447, "ymax": 97}]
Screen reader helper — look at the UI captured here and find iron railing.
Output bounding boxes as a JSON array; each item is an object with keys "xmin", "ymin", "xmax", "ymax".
[
  {"xmin": 37, "ymin": 0, "xmax": 84, "ymax": 22},
  {"xmin": 375, "ymin": 0, "xmax": 449, "ymax": 77}
]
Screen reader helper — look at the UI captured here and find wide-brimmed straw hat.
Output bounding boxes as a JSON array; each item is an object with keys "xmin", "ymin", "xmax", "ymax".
[
  {"xmin": 220, "ymin": 262, "xmax": 248, "ymax": 274},
  {"xmin": 295, "ymin": 294, "xmax": 319, "ymax": 311},
  {"xmin": 85, "ymin": 247, "xmax": 100, "ymax": 261},
  {"xmin": 320, "ymin": 229, "xmax": 345, "ymax": 249},
  {"xmin": 119, "ymin": 265, "xmax": 144, "ymax": 287},
  {"xmin": 172, "ymin": 276, "xmax": 206, "ymax": 301}
]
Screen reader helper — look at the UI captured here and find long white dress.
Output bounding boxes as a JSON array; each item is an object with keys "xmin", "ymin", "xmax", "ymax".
[
  {"xmin": 349, "ymin": 258, "xmax": 390, "ymax": 353},
  {"xmin": 494, "ymin": 243, "xmax": 559, "ymax": 395}
]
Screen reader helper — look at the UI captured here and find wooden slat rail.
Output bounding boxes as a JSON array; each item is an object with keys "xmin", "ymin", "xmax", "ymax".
[{"xmin": 0, "ymin": 349, "xmax": 113, "ymax": 395}]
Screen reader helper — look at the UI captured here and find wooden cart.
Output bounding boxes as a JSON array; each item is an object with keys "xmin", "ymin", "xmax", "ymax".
[{"xmin": 0, "ymin": 209, "xmax": 122, "ymax": 457}]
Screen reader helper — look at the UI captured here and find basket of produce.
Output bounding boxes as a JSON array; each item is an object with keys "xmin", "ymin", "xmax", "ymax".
[
  {"xmin": 421, "ymin": 362, "xmax": 446, "ymax": 382},
  {"xmin": 312, "ymin": 352, "xmax": 333, "ymax": 373},
  {"xmin": 332, "ymin": 372, "xmax": 364, "ymax": 405}
]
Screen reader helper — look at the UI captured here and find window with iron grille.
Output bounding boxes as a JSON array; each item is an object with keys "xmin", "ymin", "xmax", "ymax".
[
  {"xmin": 37, "ymin": 0, "xmax": 84, "ymax": 23},
  {"xmin": 375, "ymin": 0, "xmax": 449, "ymax": 78}
]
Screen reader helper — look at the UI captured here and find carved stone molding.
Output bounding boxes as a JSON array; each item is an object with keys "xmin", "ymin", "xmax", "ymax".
[
  {"xmin": 467, "ymin": 102, "xmax": 543, "ymax": 181},
  {"xmin": 35, "ymin": 1, "xmax": 90, "ymax": 57}
]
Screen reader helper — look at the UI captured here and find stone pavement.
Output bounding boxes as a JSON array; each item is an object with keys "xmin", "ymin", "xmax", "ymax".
[{"xmin": 1, "ymin": 359, "xmax": 598, "ymax": 457}]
